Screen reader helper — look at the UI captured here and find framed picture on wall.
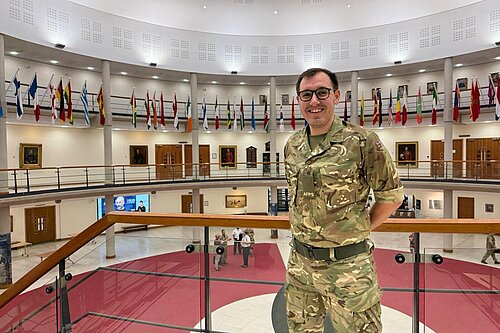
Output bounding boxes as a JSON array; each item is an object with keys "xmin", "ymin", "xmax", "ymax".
[
  {"xmin": 427, "ymin": 82, "xmax": 438, "ymax": 94},
  {"xmin": 19, "ymin": 143, "xmax": 42, "ymax": 168},
  {"xmin": 346, "ymin": 90, "xmax": 352, "ymax": 102},
  {"xmin": 281, "ymin": 94, "xmax": 289, "ymax": 105},
  {"xmin": 397, "ymin": 85, "xmax": 408, "ymax": 98},
  {"xmin": 219, "ymin": 145, "xmax": 237, "ymax": 169},
  {"xmin": 259, "ymin": 95, "xmax": 267, "ymax": 105},
  {"xmin": 456, "ymin": 78, "xmax": 468, "ymax": 91},
  {"xmin": 395, "ymin": 141, "xmax": 418, "ymax": 167},
  {"xmin": 129, "ymin": 145, "xmax": 148, "ymax": 165},
  {"xmin": 490, "ymin": 72, "xmax": 499, "ymax": 85},
  {"xmin": 225, "ymin": 195, "xmax": 247, "ymax": 208}
]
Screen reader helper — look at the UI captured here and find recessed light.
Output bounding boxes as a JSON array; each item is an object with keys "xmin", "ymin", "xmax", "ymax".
[
  {"xmin": 274, "ymin": 10, "xmax": 278, "ymax": 14},
  {"xmin": 211, "ymin": 81, "xmax": 218, "ymax": 84},
  {"xmin": 152, "ymin": 75, "xmax": 159, "ymax": 79},
  {"xmin": 357, "ymin": 77, "xmax": 361, "ymax": 80},
  {"xmin": 49, "ymin": 60, "xmax": 59, "ymax": 64},
  {"xmin": 203, "ymin": 5, "xmax": 207, "ymax": 9},
  {"xmin": 239, "ymin": 82, "xmax": 246, "ymax": 85},
  {"xmin": 385, "ymin": 73, "xmax": 393, "ymax": 77},
  {"xmin": 495, "ymin": 56, "xmax": 500, "ymax": 60},
  {"xmin": 418, "ymin": 69, "xmax": 426, "ymax": 73},
  {"xmin": 86, "ymin": 66, "xmax": 95, "ymax": 70},
  {"xmin": 182, "ymin": 79, "xmax": 189, "ymax": 82},
  {"xmin": 9, "ymin": 51, "xmax": 19, "ymax": 55},
  {"xmin": 347, "ymin": 4, "xmax": 351, "ymax": 8},
  {"xmin": 120, "ymin": 71, "xmax": 128, "ymax": 75},
  {"xmin": 267, "ymin": 82, "xmax": 270, "ymax": 85},
  {"xmin": 455, "ymin": 63, "xmax": 463, "ymax": 67}
]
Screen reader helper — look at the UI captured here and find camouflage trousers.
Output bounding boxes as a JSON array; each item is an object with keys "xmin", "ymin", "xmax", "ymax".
[{"xmin": 285, "ymin": 249, "xmax": 382, "ymax": 333}]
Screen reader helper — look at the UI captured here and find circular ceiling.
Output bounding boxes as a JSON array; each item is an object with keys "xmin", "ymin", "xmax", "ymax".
[{"xmin": 68, "ymin": 0, "xmax": 482, "ymax": 36}]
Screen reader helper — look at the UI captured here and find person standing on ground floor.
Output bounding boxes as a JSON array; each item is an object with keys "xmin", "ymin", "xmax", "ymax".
[
  {"xmin": 241, "ymin": 231, "xmax": 251, "ymax": 268},
  {"xmin": 232, "ymin": 227, "xmax": 243, "ymax": 255},
  {"xmin": 481, "ymin": 233, "xmax": 499, "ymax": 264}
]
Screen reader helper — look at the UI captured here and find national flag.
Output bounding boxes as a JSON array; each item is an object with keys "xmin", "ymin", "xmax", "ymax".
[
  {"xmin": 56, "ymin": 78, "xmax": 65, "ymax": 122},
  {"xmin": 233, "ymin": 97, "xmax": 237, "ymax": 132},
  {"xmin": 387, "ymin": 88, "xmax": 393, "ymax": 126},
  {"xmin": 377, "ymin": 89, "xmax": 383, "ymax": 127},
  {"xmin": 0, "ymin": 94, "xmax": 3, "ymax": 118},
  {"xmin": 214, "ymin": 96, "xmax": 220, "ymax": 130},
  {"xmin": 202, "ymin": 96, "xmax": 208, "ymax": 130},
  {"xmin": 251, "ymin": 95, "xmax": 256, "ymax": 130},
  {"xmin": 80, "ymin": 81, "xmax": 90, "ymax": 126},
  {"xmin": 263, "ymin": 100, "xmax": 269, "ymax": 131},
  {"xmin": 13, "ymin": 77, "xmax": 23, "ymax": 119},
  {"xmin": 474, "ymin": 78, "xmax": 481, "ymax": 121},
  {"xmin": 97, "ymin": 85, "xmax": 105, "ymax": 126},
  {"xmin": 28, "ymin": 73, "xmax": 40, "ymax": 122},
  {"xmin": 395, "ymin": 89, "xmax": 401, "ymax": 123},
  {"xmin": 186, "ymin": 94, "xmax": 192, "ymax": 132},
  {"xmin": 239, "ymin": 96, "xmax": 245, "ymax": 130},
  {"xmin": 343, "ymin": 92, "xmax": 348, "ymax": 122},
  {"xmin": 64, "ymin": 79, "xmax": 73, "ymax": 124},
  {"xmin": 495, "ymin": 78, "xmax": 500, "ymax": 121},
  {"xmin": 130, "ymin": 89, "xmax": 137, "ymax": 128},
  {"xmin": 159, "ymin": 92, "xmax": 165, "ymax": 128},
  {"xmin": 226, "ymin": 98, "xmax": 232, "ymax": 129},
  {"xmin": 359, "ymin": 91, "xmax": 364, "ymax": 126},
  {"xmin": 50, "ymin": 83, "xmax": 57, "ymax": 124},
  {"xmin": 431, "ymin": 83, "xmax": 438, "ymax": 125},
  {"xmin": 290, "ymin": 96, "xmax": 296, "ymax": 130},
  {"xmin": 416, "ymin": 86, "xmax": 423, "ymax": 124},
  {"xmin": 453, "ymin": 82, "xmax": 460, "ymax": 122},
  {"xmin": 145, "ymin": 91, "xmax": 151, "ymax": 129},
  {"xmin": 469, "ymin": 79, "xmax": 475, "ymax": 121},
  {"xmin": 372, "ymin": 91, "xmax": 379, "ymax": 126},
  {"xmin": 152, "ymin": 92, "xmax": 158, "ymax": 130},
  {"xmin": 279, "ymin": 103, "xmax": 284, "ymax": 132},
  {"xmin": 488, "ymin": 76, "xmax": 495, "ymax": 106},
  {"xmin": 402, "ymin": 86, "xmax": 408, "ymax": 126},
  {"xmin": 173, "ymin": 93, "xmax": 179, "ymax": 130}
]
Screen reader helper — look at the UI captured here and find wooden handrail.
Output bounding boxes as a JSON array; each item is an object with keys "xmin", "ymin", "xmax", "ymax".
[{"xmin": 0, "ymin": 212, "xmax": 499, "ymax": 309}]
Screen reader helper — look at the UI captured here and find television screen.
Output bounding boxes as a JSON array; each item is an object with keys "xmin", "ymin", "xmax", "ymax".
[{"xmin": 97, "ymin": 194, "xmax": 150, "ymax": 219}]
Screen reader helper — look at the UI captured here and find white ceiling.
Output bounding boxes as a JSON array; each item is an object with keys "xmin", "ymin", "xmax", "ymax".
[{"xmin": 68, "ymin": 0, "xmax": 482, "ymax": 36}]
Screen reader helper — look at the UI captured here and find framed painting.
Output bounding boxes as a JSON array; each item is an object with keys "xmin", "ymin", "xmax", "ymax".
[
  {"xmin": 490, "ymin": 72, "xmax": 499, "ymax": 85},
  {"xmin": 397, "ymin": 85, "xmax": 408, "ymax": 98},
  {"xmin": 219, "ymin": 145, "xmax": 237, "ymax": 169},
  {"xmin": 427, "ymin": 81, "xmax": 438, "ymax": 94},
  {"xmin": 225, "ymin": 195, "xmax": 247, "ymax": 208},
  {"xmin": 395, "ymin": 141, "xmax": 418, "ymax": 167},
  {"xmin": 456, "ymin": 78, "xmax": 468, "ymax": 91},
  {"xmin": 346, "ymin": 90, "xmax": 352, "ymax": 102},
  {"xmin": 259, "ymin": 94, "xmax": 267, "ymax": 105},
  {"xmin": 19, "ymin": 143, "xmax": 42, "ymax": 168},
  {"xmin": 281, "ymin": 94, "xmax": 289, "ymax": 105},
  {"xmin": 129, "ymin": 145, "xmax": 148, "ymax": 165}
]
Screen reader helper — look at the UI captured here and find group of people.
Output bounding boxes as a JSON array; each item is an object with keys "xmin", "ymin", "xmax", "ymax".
[{"xmin": 213, "ymin": 227, "xmax": 255, "ymax": 271}]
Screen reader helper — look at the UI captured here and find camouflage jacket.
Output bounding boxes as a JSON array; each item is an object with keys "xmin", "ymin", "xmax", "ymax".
[{"xmin": 284, "ymin": 116, "xmax": 403, "ymax": 248}]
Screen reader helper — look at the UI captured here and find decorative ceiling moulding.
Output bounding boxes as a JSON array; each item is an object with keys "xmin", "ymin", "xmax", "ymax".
[{"xmin": 1, "ymin": 0, "xmax": 499, "ymax": 76}]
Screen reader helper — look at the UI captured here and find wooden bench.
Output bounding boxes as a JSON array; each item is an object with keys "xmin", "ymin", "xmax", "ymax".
[
  {"xmin": 36, "ymin": 250, "xmax": 74, "ymax": 264},
  {"xmin": 122, "ymin": 225, "xmax": 148, "ymax": 233},
  {"xmin": 11, "ymin": 241, "xmax": 32, "ymax": 256}
]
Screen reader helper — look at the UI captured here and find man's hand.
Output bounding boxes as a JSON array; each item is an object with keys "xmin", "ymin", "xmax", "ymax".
[{"xmin": 370, "ymin": 201, "xmax": 402, "ymax": 230}]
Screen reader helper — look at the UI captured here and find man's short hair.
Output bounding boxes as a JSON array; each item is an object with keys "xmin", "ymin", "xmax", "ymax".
[{"xmin": 296, "ymin": 68, "xmax": 339, "ymax": 94}]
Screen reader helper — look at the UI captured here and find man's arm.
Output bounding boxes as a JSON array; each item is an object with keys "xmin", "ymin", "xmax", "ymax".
[{"xmin": 370, "ymin": 201, "xmax": 402, "ymax": 230}]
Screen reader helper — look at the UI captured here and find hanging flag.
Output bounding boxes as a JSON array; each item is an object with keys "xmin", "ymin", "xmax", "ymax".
[
  {"xmin": 239, "ymin": 97, "xmax": 245, "ymax": 130},
  {"xmin": 186, "ymin": 94, "xmax": 192, "ymax": 132},
  {"xmin": 291, "ymin": 96, "xmax": 296, "ymax": 130},
  {"xmin": 226, "ymin": 98, "xmax": 232, "ymax": 129},
  {"xmin": 431, "ymin": 83, "xmax": 438, "ymax": 125},
  {"xmin": 80, "ymin": 81, "xmax": 90, "ymax": 126},
  {"xmin": 416, "ymin": 86, "xmax": 423, "ymax": 124},
  {"xmin": 56, "ymin": 78, "xmax": 65, "ymax": 122},
  {"xmin": 453, "ymin": 82, "xmax": 460, "ymax": 122},
  {"xmin": 28, "ymin": 73, "xmax": 41, "ymax": 122},
  {"xmin": 343, "ymin": 91, "xmax": 348, "ymax": 122},
  {"xmin": 97, "ymin": 85, "xmax": 105, "ymax": 126},
  {"xmin": 496, "ymin": 78, "xmax": 500, "ymax": 121},
  {"xmin": 160, "ymin": 91, "xmax": 165, "ymax": 128},
  {"xmin": 214, "ymin": 96, "xmax": 220, "ymax": 130},
  {"xmin": 279, "ymin": 103, "xmax": 284, "ymax": 132},
  {"xmin": 395, "ymin": 89, "xmax": 401, "ymax": 123},
  {"xmin": 251, "ymin": 95, "xmax": 256, "ymax": 130},
  {"xmin": 372, "ymin": 90, "xmax": 379, "ymax": 126},
  {"xmin": 359, "ymin": 91, "xmax": 364, "ymax": 126},
  {"xmin": 50, "ymin": 83, "xmax": 57, "ymax": 124},
  {"xmin": 488, "ymin": 76, "xmax": 495, "ymax": 106},
  {"xmin": 173, "ymin": 92, "xmax": 179, "ymax": 130},
  {"xmin": 202, "ymin": 96, "xmax": 208, "ymax": 130},
  {"xmin": 402, "ymin": 86, "xmax": 408, "ymax": 126},
  {"xmin": 0, "ymin": 94, "xmax": 3, "ymax": 118},
  {"xmin": 130, "ymin": 89, "xmax": 137, "ymax": 128},
  {"xmin": 152, "ymin": 92, "xmax": 158, "ymax": 130},
  {"xmin": 469, "ymin": 79, "xmax": 475, "ymax": 121},
  {"xmin": 145, "ymin": 91, "xmax": 151, "ymax": 129},
  {"xmin": 65, "ymin": 79, "xmax": 73, "ymax": 125},
  {"xmin": 233, "ymin": 97, "xmax": 237, "ymax": 132},
  {"xmin": 13, "ymin": 77, "xmax": 24, "ymax": 119},
  {"xmin": 377, "ymin": 89, "xmax": 383, "ymax": 127},
  {"xmin": 263, "ymin": 99, "xmax": 269, "ymax": 131},
  {"xmin": 471, "ymin": 79, "xmax": 481, "ymax": 122},
  {"xmin": 387, "ymin": 88, "xmax": 393, "ymax": 126}
]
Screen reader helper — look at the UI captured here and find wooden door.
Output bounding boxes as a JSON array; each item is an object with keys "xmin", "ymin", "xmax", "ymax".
[
  {"xmin": 466, "ymin": 138, "xmax": 500, "ymax": 179},
  {"xmin": 184, "ymin": 145, "xmax": 210, "ymax": 178},
  {"xmin": 181, "ymin": 194, "xmax": 204, "ymax": 213},
  {"xmin": 457, "ymin": 197, "xmax": 474, "ymax": 219},
  {"xmin": 155, "ymin": 144, "xmax": 183, "ymax": 180},
  {"xmin": 430, "ymin": 139, "xmax": 462, "ymax": 178},
  {"xmin": 25, "ymin": 206, "xmax": 56, "ymax": 244}
]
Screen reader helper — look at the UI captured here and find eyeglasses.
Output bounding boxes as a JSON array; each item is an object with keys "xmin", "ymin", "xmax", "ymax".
[{"xmin": 297, "ymin": 87, "xmax": 334, "ymax": 102}]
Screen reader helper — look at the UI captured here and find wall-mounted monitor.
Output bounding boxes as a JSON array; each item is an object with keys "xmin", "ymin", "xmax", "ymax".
[{"xmin": 97, "ymin": 194, "xmax": 150, "ymax": 219}]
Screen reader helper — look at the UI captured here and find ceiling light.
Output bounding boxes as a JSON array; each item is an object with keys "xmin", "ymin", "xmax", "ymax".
[
  {"xmin": 54, "ymin": 43, "xmax": 66, "ymax": 49},
  {"xmin": 120, "ymin": 71, "xmax": 128, "ymax": 75},
  {"xmin": 455, "ymin": 63, "xmax": 463, "ymax": 67},
  {"xmin": 239, "ymin": 82, "xmax": 246, "ymax": 85},
  {"xmin": 274, "ymin": 10, "xmax": 278, "ymax": 14},
  {"xmin": 418, "ymin": 69, "xmax": 426, "ymax": 73},
  {"xmin": 495, "ymin": 56, "xmax": 500, "ymax": 60},
  {"xmin": 9, "ymin": 51, "xmax": 19, "ymax": 55},
  {"xmin": 182, "ymin": 79, "xmax": 189, "ymax": 82},
  {"xmin": 152, "ymin": 75, "xmax": 159, "ymax": 79},
  {"xmin": 203, "ymin": 5, "xmax": 207, "ymax": 9},
  {"xmin": 211, "ymin": 81, "xmax": 218, "ymax": 84},
  {"xmin": 86, "ymin": 66, "xmax": 95, "ymax": 70},
  {"xmin": 385, "ymin": 73, "xmax": 393, "ymax": 77},
  {"xmin": 49, "ymin": 60, "xmax": 59, "ymax": 64},
  {"xmin": 347, "ymin": 4, "xmax": 351, "ymax": 8}
]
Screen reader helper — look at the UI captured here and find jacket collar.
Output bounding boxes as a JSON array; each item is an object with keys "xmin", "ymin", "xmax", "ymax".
[{"xmin": 293, "ymin": 115, "xmax": 345, "ymax": 158}]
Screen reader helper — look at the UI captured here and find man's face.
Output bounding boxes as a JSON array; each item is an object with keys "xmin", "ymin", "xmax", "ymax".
[{"xmin": 297, "ymin": 72, "xmax": 340, "ymax": 136}]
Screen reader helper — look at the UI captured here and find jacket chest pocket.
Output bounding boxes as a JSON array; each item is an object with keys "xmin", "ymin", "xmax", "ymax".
[{"xmin": 319, "ymin": 164, "xmax": 358, "ymax": 217}]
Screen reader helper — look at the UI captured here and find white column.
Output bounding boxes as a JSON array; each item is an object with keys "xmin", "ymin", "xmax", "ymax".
[
  {"xmin": 190, "ymin": 73, "xmax": 201, "ymax": 243},
  {"xmin": 350, "ymin": 71, "xmax": 359, "ymax": 125},
  {"xmin": 443, "ymin": 57, "xmax": 454, "ymax": 252},
  {"xmin": 269, "ymin": 76, "xmax": 277, "ymax": 177}
]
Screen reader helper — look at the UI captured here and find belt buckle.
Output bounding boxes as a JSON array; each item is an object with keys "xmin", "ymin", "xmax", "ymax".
[
  {"xmin": 307, "ymin": 248, "xmax": 316, "ymax": 260},
  {"xmin": 329, "ymin": 248, "xmax": 338, "ymax": 261}
]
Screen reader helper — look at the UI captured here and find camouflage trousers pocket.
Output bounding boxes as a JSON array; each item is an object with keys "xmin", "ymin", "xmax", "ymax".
[
  {"xmin": 339, "ymin": 283, "xmax": 381, "ymax": 313},
  {"xmin": 351, "ymin": 302, "xmax": 382, "ymax": 333}
]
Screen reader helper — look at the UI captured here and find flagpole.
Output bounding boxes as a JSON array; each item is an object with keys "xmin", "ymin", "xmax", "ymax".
[
  {"xmin": 39, "ymin": 73, "xmax": 54, "ymax": 106},
  {"xmin": 6, "ymin": 67, "xmax": 20, "ymax": 93},
  {"xmin": 23, "ymin": 71, "xmax": 37, "ymax": 101}
]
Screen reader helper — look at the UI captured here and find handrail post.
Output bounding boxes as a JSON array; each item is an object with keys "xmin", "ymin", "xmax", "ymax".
[
  {"xmin": 85, "ymin": 167, "xmax": 89, "ymax": 187},
  {"xmin": 56, "ymin": 167, "xmax": 61, "ymax": 190},
  {"xmin": 412, "ymin": 232, "xmax": 421, "ymax": 333},
  {"xmin": 112, "ymin": 166, "xmax": 116, "ymax": 185},
  {"xmin": 122, "ymin": 166, "xmax": 126, "ymax": 185},
  {"xmin": 147, "ymin": 166, "xmax": 151, "ymax": 183},
  {"xmin": 58, "ymin": 259, "xmax": 72, "ymax": 333},
  {"xmin": 13, "ymin": 170, "xmax": 17, "ymax": 194},
  {"xmin": 25, "ymin": 169, "xmax": 30, "ymax": 192}
]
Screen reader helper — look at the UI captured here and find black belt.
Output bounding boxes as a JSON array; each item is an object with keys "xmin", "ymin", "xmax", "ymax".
[{"xmin": 293, "ymin": 238, "xmax": 369, "ymax": 261}]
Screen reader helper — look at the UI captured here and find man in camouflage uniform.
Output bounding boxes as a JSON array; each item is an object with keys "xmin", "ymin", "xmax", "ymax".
[{"xmin": 284, "ymin": 68, "xmax": 403, "ymax": 333}]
